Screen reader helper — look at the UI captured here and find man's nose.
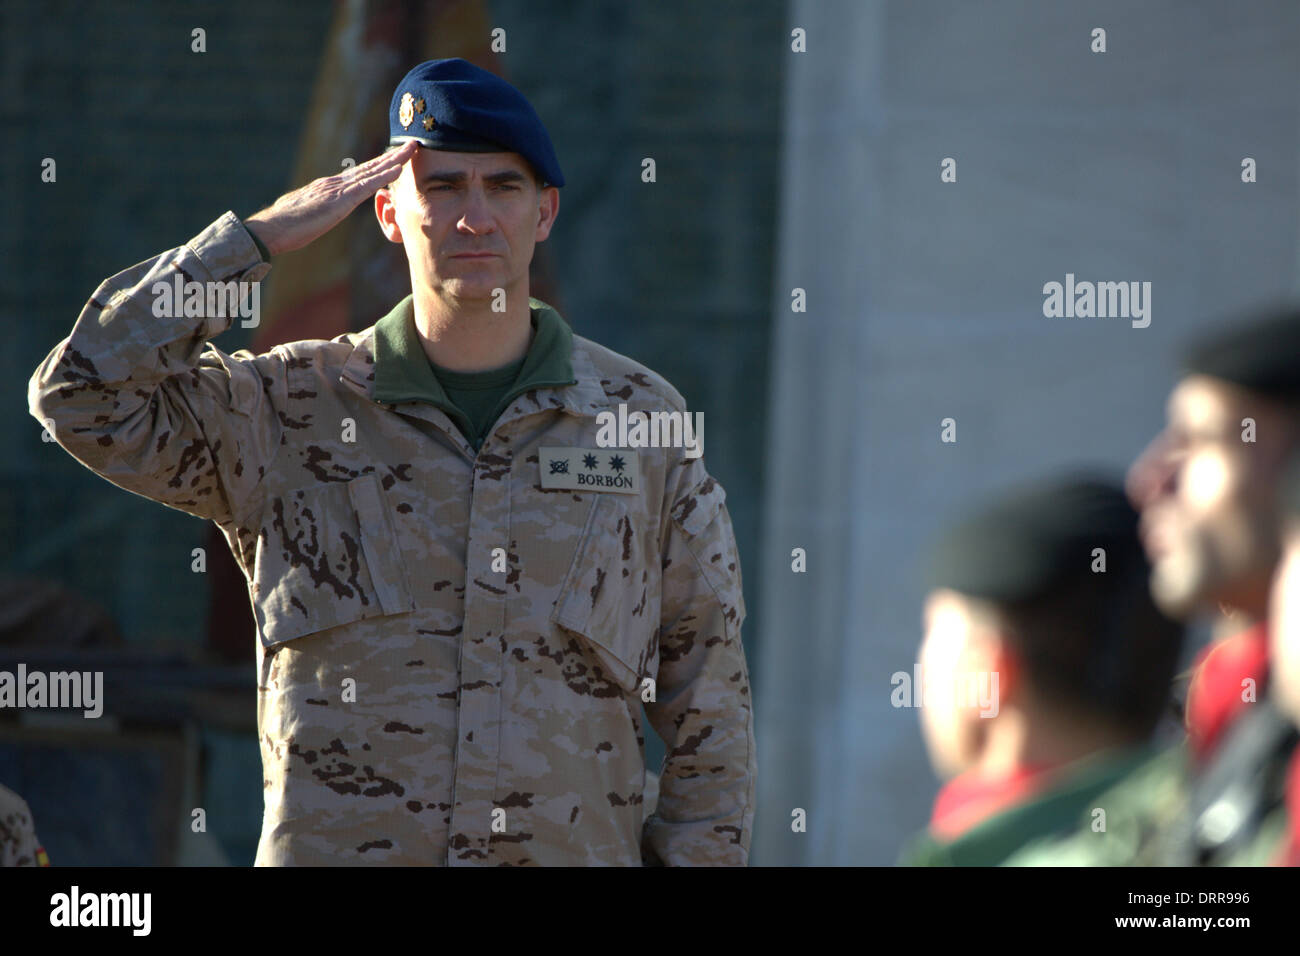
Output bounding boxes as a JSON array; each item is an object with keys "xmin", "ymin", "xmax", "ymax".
[
  {"xmin": 1127, "ymin": 432, "xmax": 1177, "ymax": 510},
  {"xmin": 456, "ymin": 186, "xmax": 495, "ymax": 234}
]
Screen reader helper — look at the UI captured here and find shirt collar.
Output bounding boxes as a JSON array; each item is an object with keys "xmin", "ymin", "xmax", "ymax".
[
  {"xmin": 340, "ymin": 294, "xmax": 609, "ymax": 426},
  {"xmin": 917, "ymin": 746, "xmax": 1155, "ymax": 863},
  {"xmin": 1185, "ymin": 621, "xmax": 1272, "ymax": 764},
  {"xmin": 929, "ymin": 764, "xmax": 1058, "ymax": 841},
  {"xmin": 372, "ymin": 293, "xmax": 575, "ymax": 403}
]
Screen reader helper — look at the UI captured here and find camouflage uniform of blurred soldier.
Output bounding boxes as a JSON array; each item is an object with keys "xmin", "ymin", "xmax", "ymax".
[
  {"xmin": 0, "ymin": 784, "xmax": 50, "ymax": 867},
  {"xmin": 898, "ymin": 476, "xmax": 1184, "ymax": 866},
  {"xmin": 1121, "ymin": 305, "xmax": 1300, "ymax": 865},
  {"xmin": 28, "ymin": 59, "xmax": 754, "ymax": 866},
  {"xmin": 1024, "ymin": 305, "xmax": 1300, "ymax": 866},
  {"xmin": 1266, "ymin": 454, "xmax": 1300, "ymax": 865}
]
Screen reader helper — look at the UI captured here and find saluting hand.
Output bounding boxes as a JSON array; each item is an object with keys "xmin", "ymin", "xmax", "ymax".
[{"xmin": 243, "ymin": 140, "xmax": 419, "ymax": 257}]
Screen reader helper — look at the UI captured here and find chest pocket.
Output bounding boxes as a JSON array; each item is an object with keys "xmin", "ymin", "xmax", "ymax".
[
  {"xmin": 252, "ymin": 473, "xmax": 416, "ymax": 648},
  {"xmin": 550, "ymin": 493, "xmax": 660, "ymax": 694}
]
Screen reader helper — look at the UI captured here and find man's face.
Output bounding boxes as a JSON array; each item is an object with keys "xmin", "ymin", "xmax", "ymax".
[
  {"xmin": 918, "ymin": 590, "xmax": 1002, "ymax": 778},
  {"xmin": 1127, "ymin": 375, "xmax": 1295, "ymax": 620},
  {"xmin": 376, "ymin": 148, "xmax": 558, "ymax": 303},
  {"xmin": 1269, "ymin": 525, "xmax": 1300, "ymax": 726}
]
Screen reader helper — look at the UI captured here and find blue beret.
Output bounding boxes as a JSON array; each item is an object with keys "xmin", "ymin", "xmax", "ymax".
[{"xmin": 388, "ymin": 58, "xmax": 564, "ymax": 188}]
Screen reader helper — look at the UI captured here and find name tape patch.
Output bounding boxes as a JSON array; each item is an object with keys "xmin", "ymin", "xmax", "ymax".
[{"xmin": 540, "ymin": 447, "xmax": 640, "ymax": 494}]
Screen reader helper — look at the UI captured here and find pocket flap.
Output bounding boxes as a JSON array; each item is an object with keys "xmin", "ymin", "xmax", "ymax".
[
  {"xmin": 347, "ymin": 473, "xmax": 415, "ymax": 617},
  {"xmin": 670, "ymin": 475, "xmax": 726, "ymax": 537},
  {"xmin": 253, "ymin": 473, "xmax": 414, "ymax": 648},
  {"xmin": 550, "ymin": 495, "xmax": 657, "ymax": 692}
]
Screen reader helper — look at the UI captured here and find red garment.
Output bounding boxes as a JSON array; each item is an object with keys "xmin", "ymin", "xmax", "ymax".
[
  {"xmin": 930, "ymin": 765, "xmax": 1056, "ymax": 841},
  {"xmin": 1184, "ymin": 623, "xmax": 1271, "ymax": 763}
]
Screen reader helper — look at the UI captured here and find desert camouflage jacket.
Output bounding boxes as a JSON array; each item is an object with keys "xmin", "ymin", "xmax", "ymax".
[
  {"xmin": 0, "ymin": 783, "xmax": 47, "ymax": 866},
  {"xmin": 28, "ymin": 212, "xmax": 755, "ymax": 866}
]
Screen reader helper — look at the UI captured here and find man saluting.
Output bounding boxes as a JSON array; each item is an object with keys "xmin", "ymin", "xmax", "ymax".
[{"xmin": 29, "ymin": 59, "xmax": 754, "ymax": 866}]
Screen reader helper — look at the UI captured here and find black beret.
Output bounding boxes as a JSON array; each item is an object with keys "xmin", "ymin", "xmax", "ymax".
[
  {"xmin": 1182, "ymin": 303, "xmax": 1300, "ymax": 401},
  {"xmin": 927, "ymin": 475, "xmax": 1145, "ymax": 603},
  {"xmin": 388, "ymin": 58, "xmax": 564, "ymax": 187}
]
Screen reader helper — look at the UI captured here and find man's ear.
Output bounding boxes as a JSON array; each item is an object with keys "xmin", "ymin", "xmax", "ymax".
[
  {"xmin": 534, "ymin": 185, "xmax": 559, "ymax": 243},
  {"xmin": 984, "ymin": 635, "xmax": 1019, "ymax": 706},
  {"xmin": 966, "ymin": 617, "xmax": 1018, "ymax": 707},
  {"xmin": 375, "ymin": 187, "xmax": 404, "ymax": 244}
]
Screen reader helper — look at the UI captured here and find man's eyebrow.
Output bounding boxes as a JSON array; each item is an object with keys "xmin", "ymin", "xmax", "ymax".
[
  {"xmin": 418, "ymin": 169, "xmax": 528, "ymax": 185},
  {"xmin": 419, "ymin": 170, "xmax": 467, "ymax": 185}
]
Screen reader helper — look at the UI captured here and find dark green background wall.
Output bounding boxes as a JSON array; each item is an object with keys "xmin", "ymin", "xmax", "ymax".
[{"xmin": 1, "ymin": 0, "xmax": 782, "ymax": 863}]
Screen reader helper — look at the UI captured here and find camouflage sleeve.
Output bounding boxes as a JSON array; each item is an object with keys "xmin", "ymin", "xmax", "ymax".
[
  {"xmin": 641, "ymin": 458, "xmax": 756, "ymax": 865},
  {"xmin": 27, "ymin": 212, "xmax": 284, "ymax": 524},
  {"xmin": 0, "ymin": 784, "xmax": 45, "ymax": 867}
]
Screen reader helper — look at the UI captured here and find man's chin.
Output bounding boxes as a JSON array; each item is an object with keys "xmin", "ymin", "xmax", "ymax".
[
  {"xmin": 1149, "ymin": 561, "xmax": 1205, "ymax": 622},
  {"xmin": 437, "ymin": 280, "xmax": 506, "ymax": 303}
]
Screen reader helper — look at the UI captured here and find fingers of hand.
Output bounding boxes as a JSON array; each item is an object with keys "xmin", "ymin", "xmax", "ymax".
[
  {"xmin": 377, "ymin": 140, "xmax": 420, "ymax": 164},
  {"xmin": 354, "ymin": 141, "xmax": 419, "ymax": 178},
  {"xmin": 340, "ymin": 142, "xmax": 418, "ymax": 197}
]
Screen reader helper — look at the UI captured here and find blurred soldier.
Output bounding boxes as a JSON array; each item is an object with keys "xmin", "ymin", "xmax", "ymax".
[
  {"xmin": 1128, "ymin": 305, "xmax": 1300, "ymax": 762},
  {"xmin": 1126, "ymin": 305, "xmax": 1300, "ymax": 864},
  {"xmin": 0, "ymin": 784, "xmax": 50, "ymax": 867},
  {"xmin": 28, "ymin": 59, "xmax": 753, "ymax": 865},
  {"xmin": 1268, "ymin": 455, "xmax": 1300, "ymax": 865},
  {"xmin": 899, "ymin": 476, "xmax": 1184, "ymax": 866}
]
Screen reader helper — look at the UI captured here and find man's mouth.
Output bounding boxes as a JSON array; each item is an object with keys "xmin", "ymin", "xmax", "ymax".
[{"xmin": 1140, "ymin": 514, "xmax": 1175, "ymax": 559}]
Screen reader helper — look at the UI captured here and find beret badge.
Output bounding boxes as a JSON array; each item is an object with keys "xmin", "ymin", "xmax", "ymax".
[{"xmin": 398, "ymin": 91, "xmax": 416, "ymax": 129}]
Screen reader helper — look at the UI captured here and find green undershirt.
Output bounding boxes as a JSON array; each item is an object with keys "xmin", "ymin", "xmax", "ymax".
[
  {"xmin": 430, "ymin": 354, "xmax": 527, "ymax": 449},
  {"xmin": 371, "ymin": 295, "xmax": 577, "ymax": 451}
]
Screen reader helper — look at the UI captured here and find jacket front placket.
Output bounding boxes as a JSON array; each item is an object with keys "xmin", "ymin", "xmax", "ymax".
[{"xmin": 338, "ymin": 336, "xmax": 610, "ymax": 863}]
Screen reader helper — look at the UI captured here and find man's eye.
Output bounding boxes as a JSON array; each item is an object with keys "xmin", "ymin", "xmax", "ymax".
[
  {"xmin": 427, "ymin": 184, "xmax": 455, "ymax": 192},
  {"xmin": 493, "ymin": 183, "xmax": 520, "ymax": 191}
]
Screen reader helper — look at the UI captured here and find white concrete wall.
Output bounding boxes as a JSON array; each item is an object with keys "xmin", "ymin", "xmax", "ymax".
[{"xmin": 755, "ymin": 0, "xmax": 1300, "ymax": 864}]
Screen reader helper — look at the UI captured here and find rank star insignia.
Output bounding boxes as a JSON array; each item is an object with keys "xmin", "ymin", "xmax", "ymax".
[
  {"xmin": 549, "ymin": 458, "xmax": 569, "ymax": 474},
  {"xmin": 423, "ymin": 115, "xmax": 436, "ymax": 131},
  {"xmin": 583, "ymin": 453, "xmax": 598, "ymax": 470},
  {"xmin": 608, "ymin": 455, "xmax": 626, "ymax": 473},
  {"xmin": 414, "ymin": 97, "xmax": 426, "ymax": 113},
  {"xmin": 399, "ymin": 91, "xmax": 416, "ymax": 128}
]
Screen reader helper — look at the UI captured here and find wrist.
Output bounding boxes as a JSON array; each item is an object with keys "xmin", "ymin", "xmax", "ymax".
[{"xmin": 241, "ymin": 218, "xmax": 273, "ymax": 261}]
